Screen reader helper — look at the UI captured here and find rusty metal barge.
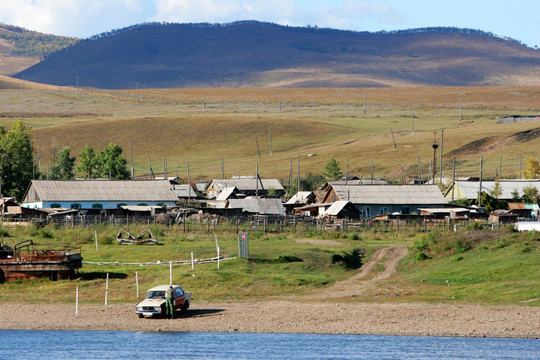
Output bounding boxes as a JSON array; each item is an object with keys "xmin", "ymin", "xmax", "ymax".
[{"xmin": 0, "ymin": 240, "xmax": 82, "ymax": 283}]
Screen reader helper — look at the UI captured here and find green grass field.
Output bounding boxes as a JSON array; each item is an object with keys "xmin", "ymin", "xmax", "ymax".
[
  {"xmin": 0, "ymin": 85, "xmax": 539, "ymax": 181},
  {"xmin": 0, "ymin": 224, "xmax": 537, "ymax": 307}
]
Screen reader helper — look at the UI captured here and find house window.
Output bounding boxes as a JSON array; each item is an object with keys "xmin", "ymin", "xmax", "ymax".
[
  {"xmin": 137, "ymin": 203, "xmax": 148, "ymax": 206},
  {"xmin": 401, "ymin": 206, "xmax": 410, "ymax": 215},
  {"xmin": 379, "ymin": 207, "xmax": 389, "ymax": 215},
  {"xmin": 50, "ymin": 203, "xmax": 61, "ymax": 208},
  {"xmin": 71, "ymin": 203, "xmax": 81, "ymax": 209},
  {"xmin": 92, "ymin": 204, "xmax": 103, "ymax": 209}
]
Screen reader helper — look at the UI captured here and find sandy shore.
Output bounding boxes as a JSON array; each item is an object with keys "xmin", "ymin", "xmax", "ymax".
[
  {"xmin": 0, "ymin": 301, "xmax": 538, "ymax": 338},
  {"xmin": 1, "ymin": 246, "xmax": 538, "ymax": 338}
]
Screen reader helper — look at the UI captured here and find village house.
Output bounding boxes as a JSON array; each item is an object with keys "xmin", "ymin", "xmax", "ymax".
[
  {"xmin": 21, "ymin": 180, "xmax": 178, "ymax": 210},
  {"xmin": 321, "ymin": 184, "xmax": 448, "ymax": 218},
  {"xmin": 204, "ymin": 177, "xmax": 284, "ymax": 199}
]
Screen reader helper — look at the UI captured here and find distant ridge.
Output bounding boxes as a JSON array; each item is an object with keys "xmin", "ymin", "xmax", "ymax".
[{"xmin": 14, "ymin": 21, "xmax": 540, "ymax": 89}]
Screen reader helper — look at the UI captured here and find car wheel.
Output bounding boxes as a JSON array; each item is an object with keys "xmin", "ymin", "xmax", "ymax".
[
  {"xmin": 181, "ymin": 301, "xmax": 189, "ymax": 312},
  {"xmin": 137, "ymin": 314, "xmax": 144, "ymax": 318}
]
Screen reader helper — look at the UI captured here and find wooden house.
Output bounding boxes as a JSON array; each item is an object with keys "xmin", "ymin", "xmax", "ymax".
[
  {"xmin": 21, "ymin": 180, "xmax": 178, "ymax": 210},
  {"xmin": 322, "ymin": 184, "xmax": 447, "ymax": 218}
]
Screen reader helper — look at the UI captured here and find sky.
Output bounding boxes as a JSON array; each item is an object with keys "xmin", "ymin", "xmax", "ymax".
[{"xmin": 0, "ymin": 0, "xmax": 539, "ymax": 48}]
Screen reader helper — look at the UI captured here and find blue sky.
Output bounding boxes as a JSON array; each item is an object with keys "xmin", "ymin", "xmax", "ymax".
[{"xmin": 1, "ymin": 0, "xmax": 539, "ymax": 47}]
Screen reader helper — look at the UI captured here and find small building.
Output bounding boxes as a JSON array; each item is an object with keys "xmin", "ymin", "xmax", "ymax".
[
  {"xmin": 284, "ymin": 191, "xmax": 316, "ymax": 213},
  {"xmin": 21, "ymin": 180, "xmax": 178, "ymax": 210},
  {"xmin": 321, "ymin": 201, "xmax": 361, "ymax": 219},
  {"xmin": 205, "ymin": 177, "xmax": 284, "ymax": 199},
  {"xmin": 172, "ymin": 184, "xmax": 197, "ymax": 200}
]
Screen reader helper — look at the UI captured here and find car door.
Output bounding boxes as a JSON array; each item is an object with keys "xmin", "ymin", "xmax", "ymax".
[{"xmin": 174, "ymin": 287, "xmax": 185, "ymax": 311}]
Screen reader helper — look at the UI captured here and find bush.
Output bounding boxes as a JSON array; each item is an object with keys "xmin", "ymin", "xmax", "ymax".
[
  {"xmin": 276, "ymin": 255, "xmax": 303, "ymax": 263},
  {"xmin": 348, "ymin": 232, "xmax": 360, "ymax": 240},
  {"xmin": 331, "ymin": 249, "xmax": 365, "ymax": 269},
  {"xmin": 414, "ymin": 252, "xmax": 430, "ymax": 261},
  {"xmin": 453, "ymin": 255, "xmax": 464, "ymax": 261}
]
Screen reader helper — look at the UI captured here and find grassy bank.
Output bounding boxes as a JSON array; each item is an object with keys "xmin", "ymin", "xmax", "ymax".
[{"xmin": 0, "ymin": 224, "xmax": 538, "ymax": 307}]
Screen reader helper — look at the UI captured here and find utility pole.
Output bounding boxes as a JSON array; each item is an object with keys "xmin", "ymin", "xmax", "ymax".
[
  {"xmin": 452, "ymin": 157, "xmax": 456, "ymax": 202},
  {"xmin": 417, "ymin": 156, "xmax": 423, "ymax": 182},
  {"xmin": 221, "ymin": 158, "xmax": 224, "ymax": 179},
  {"xmin": 371, "ymin": 160, "xmax": 374, "ymax": 184},
  {"xmin": 76, "ymin": 76, "xmax": 79, "ymax": 97},
  {"xmin": 255, "ymin": 137, "xmax": 261, "ymax": 158},
  {"xmin": 345, "ymin": 158, "xmax": 349, "ymax": 183},
  {"xmin": 520, "ymin": 154, "xmax": 523, "ymax": 178},
  {"xmin": 459, "ymin": 93, "xmax": 463, "ymax": 123},
  {"xmin": 411, "ymin": 108, "xmax": 414, "ymax": 135},
  {"xmin": 432, "ymin": 134, "xmax": 439, "ymax": 184},
  {"xmin": 499, "ymin": 154, "xmax": 503, "ymax": 179},
  {"xmin": 479, "ymin": 156, "xmax": 483, "ymax": 207},
  {"xmin": 269, "ymin": 124, "xmax": 272, "ymax": 156},
  {"xmin": 136, "ymin": 82, "xmax": 140, "ymax": 104},
  {"xmin": 187, "ymin": 161, "xmax": 191, "ymax": 205},
  {"xmin": 390, "ymin": 128, "xmax": 397, "ymax": 149},
  {"xmin": 440, "ymin": 129, "xmax": 444, "ymax": 188},
  {"xmin": 297, "ymin": 155, "xmax": 300, "ymax": 192},
  {"xmin": 363, "ymin": 88, "xmax": 366, "ymax": 115},
  {"xmin": 129, "ymin": 140, "xmax": 134, "ymax": 179}
]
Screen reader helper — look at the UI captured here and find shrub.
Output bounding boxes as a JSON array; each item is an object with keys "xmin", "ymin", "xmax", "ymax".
[
  {"xmin": 414, "ymin": 252, "xmax": 430, "ymax": 261},
  {"xmin": 453, "ymin": 255, "xmax": 464, "ymax": 261},
  {"xmin": 276, "ymin": 255, "xmax": 303, "ymax": 263},
  {"xmin": 414, "ymin": 238, "xmax": 429, "ymax": 251},
  {"xmin": 348, "ymin": 232, "xmax": 360, "ymax": 240},
  {"xmin": 331, "ymin": 248, "xmax": 365, "ymax": 269}
]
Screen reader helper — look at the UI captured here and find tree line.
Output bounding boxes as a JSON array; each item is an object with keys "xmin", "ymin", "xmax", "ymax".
[{"xmin": 0, "ymin": 121, "xmax": 130, "ymax": 200}]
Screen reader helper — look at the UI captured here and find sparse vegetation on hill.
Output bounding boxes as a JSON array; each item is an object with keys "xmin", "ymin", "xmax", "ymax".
[{"xmin": 0, "ymin": 23, "xmax": 78, "ymax": 58}]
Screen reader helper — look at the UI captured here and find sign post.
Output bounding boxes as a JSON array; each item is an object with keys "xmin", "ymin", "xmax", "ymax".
[{"xmin": 238, "ymin": 232, "xmax": 249, "ymax": 259}]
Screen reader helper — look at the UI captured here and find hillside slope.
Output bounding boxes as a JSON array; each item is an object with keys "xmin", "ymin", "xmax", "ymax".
[
  {"xmin": 14, "ymin": 21, "xmax": 540, "ymax": 88},
  {"xmin": 0, "ymin": 24, "xmax": 78, "ymax": 75}
]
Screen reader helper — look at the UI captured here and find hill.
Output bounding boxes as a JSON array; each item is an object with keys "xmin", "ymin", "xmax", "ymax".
[
  {"xmin": 13, "ymin": 21, "xmax": 540, "ymax": 88},
  {"xmin": 0, "ymin": 23, "xmax": 78, "ymax": 75},
  {"xmin": 1, "ymin": 86, "xmax": 539, "ymax": 182}
]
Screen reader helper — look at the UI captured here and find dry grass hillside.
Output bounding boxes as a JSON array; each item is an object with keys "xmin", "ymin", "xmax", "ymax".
[{"xmin": 0, "ymin": 85, "xmax": 539, "ymax": 183}]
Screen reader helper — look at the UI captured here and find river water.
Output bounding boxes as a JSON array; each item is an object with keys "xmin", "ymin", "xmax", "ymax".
[{"xmin": 1, "ymin": 330, "xmax": 538, "ymax": 359}]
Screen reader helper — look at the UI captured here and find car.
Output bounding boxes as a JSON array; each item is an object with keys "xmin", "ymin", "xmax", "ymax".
[{"xmin": 135, "ymin": 285, "xmax": 192, "ymax": 318}]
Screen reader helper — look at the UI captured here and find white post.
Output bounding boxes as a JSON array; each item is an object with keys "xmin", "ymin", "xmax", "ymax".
[
  {"xmin": 135, "ymin": 271, "xmax": 139, "ymax": 299},
  {"xmin": 75, "ymin": 286, "xmax": 79, "ymax": 316},
  {"xmin": 95, "ymin": 230, "xmax": 98, "ymax": 252},
  {"xmin": 217, "ymin": 246, "xmax": 220, "ymax": 270},
  {"xmin": 105, "ymin": 273, "xmax": 109, "ymax": 305},
  {"xmin": 191, "ymin": 251, "xmax": 194, "ymax": 271},
  {"xmin": 169, "ymin": 261, "xmax": 172, "ymax": 285}
]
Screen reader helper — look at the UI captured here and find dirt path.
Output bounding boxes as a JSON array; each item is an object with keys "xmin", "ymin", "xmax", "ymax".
[{"xmin": 304, "ymin": 245, "xmax": 408, "ymax": 299}]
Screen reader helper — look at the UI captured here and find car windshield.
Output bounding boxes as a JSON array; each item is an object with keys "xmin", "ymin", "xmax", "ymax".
[{"xmin": 145, "ymin": 290, "xmax": 165, "ymax": 299}]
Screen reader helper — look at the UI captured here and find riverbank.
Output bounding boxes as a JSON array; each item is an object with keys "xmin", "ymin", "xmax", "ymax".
[{"xmin": 1, "ymin": 301, "xmax": 538, "ymax": 338}]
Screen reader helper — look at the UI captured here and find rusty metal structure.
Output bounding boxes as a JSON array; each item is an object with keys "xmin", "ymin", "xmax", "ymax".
[{"xmin": 0, "ymin": 240, "xmax": 82, "ymax": 283}]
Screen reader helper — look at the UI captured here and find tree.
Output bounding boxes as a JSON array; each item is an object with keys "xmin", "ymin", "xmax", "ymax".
[
  {"xmin": 522, "ymin": 185, "xmax": 539, "ymax": 204},
  {"xmin": 511, "ymin": 188, "xmax": 521, "ymax": 202},
  {"xmin": 0, "ymin": 122, "xmax": 38, "ymax": 200},
  {"xmin": 300, "ymin": 173, "xmax": 325, "ymax": 191},
  {"xmin": 490, "ymin": 178, "xmax": 502, "ymax": 199},
  {"xmin": 50, "ymin": 147, "xmax": 75, "ymax": 180},
  {"xmin": 322, "ymin": 158, "xmax": 343, "ymax": 181},
  {"xmin": 96, "ymin": 143, "xmax": 130, "ymax": 179},
  {"xmin": 523, "ymin": 156, "xmax": 540, "ymax": 179},
  {"xmin": 77, "ymin": 146, "xmax": 98, "ymax": 180}
]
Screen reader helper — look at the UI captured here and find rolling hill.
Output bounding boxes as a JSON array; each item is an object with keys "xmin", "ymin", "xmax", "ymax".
[
  {"xmin": 0, "ymin": 23, "xmax": 78, "ymax": 76},
  {"xmin": 13, "ymin": 21, "xmax": 540, "ymax": 89}
]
